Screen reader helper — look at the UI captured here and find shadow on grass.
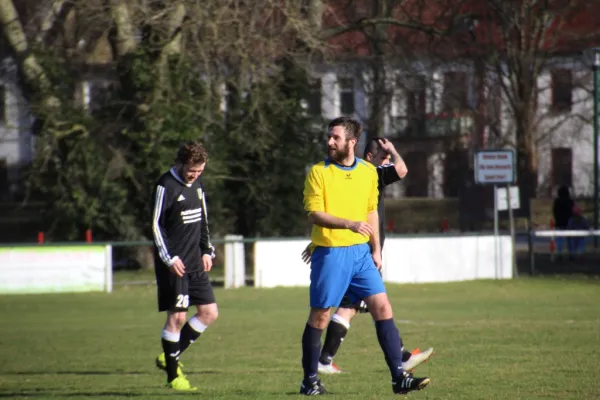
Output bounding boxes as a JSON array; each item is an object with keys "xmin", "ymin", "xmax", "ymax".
[
  {"xmin": 3, "ymin": 370, "xmax": 221, "ymax": 376},
  {"xmin": 0, "ymin": 390, "xmax": 202, "ymax": 398},
  {"xmin": 0, "ymin": 389, "xmax": 317, "ymax": 398}
]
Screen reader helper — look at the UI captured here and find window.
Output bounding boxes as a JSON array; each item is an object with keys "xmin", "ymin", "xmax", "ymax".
[
  {"xmin": 403, "ymin": 151, "xmax": 429, "ymax": 197},
  {"xmin": 443, "ymin": 150, "xmax": 469, "ymax": 197},
  {"xmin": 551, "ymin": 148, "xmax": 572, "ymax": 188},
  {"xmin": 0, "ymin": 85, "xmax": 5, "ymax": 122},
  {"xmin": 406, "ymin": 77, "xmax": 426, "ymax": 136},
  {"xmin": 306, "ymin": 78, "xmax": 322, "ymax": 116},
  {"xmin": 88, "ymin": 80, "xmax": 116, "ymax": 114},
  {"xmin": 442, "ymin": 71, "xmax": 468, "ymax": 112},
  {"xmin": 405, "ymin": 76, "xmax": 426, "ymax": 118},
  {"xmin": 338, "ymin": 77, "xmax": 355, "ymax": 115},
  {"xmin": 550, "ymin": 69, "xmax": 573, "ymax": 112},
  {"xmin": 0, "ymin": 159, "xmax": 7, "ymax": 200}
]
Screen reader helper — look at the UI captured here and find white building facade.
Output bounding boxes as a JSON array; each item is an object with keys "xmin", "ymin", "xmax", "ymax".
[
  {"xmin": 311, "ymin": 56, "xmax": 597, "ymax": 199},
  {"xmin": 0, "ymin": 58, "xmax": 34, "ymax": 200},
  {"xmin": 534, "ymin": 62, "xmax": 596, "ymax": 198}
]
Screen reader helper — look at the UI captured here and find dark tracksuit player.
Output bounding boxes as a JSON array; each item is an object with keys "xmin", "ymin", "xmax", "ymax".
[{"xmin": 152, "ymin": 141, "xmax": 217, "ymax": 391}]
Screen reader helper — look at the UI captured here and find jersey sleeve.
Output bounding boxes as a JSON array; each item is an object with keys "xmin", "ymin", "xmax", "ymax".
[
  {"xmin": 199, "ymin": 184, "xmax": 216, "ymax": 259},
  {"xmin": 303, "ymin": 166, "xmax": 324, "ymax": 214},
  {"xmin": 377, "ymin": 164, "xmax": 401, "ymax": 187},
  {"xmin": 152, "ymin": 183, "xmax": 179, "ymax": 267},
  {"xmin": 367, "ymin": 169, "xmax": 379, "ymax": 213}
]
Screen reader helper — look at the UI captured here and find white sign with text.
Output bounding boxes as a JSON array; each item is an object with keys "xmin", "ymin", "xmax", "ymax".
[{"xmin": 474, "ymin": 151, "xmax": 515, "ymax": 184}]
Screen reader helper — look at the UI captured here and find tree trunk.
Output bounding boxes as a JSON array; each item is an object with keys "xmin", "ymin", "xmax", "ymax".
[
  {"xmin": 307, "ymin": 0, "xmax": 324, "ymax": 31},
  {"xmin": 0, "ymin": 0, "xmax": 59, "ymax": 108},
  {"xmin": 108, "ymin": 0, "xmax": 137, "ymax": 57},
  {"xmin": 367, "ymin": 57, "xmax": 387, "ymax": 141},
  {"xmin": 515, "ymin": 116, "xmax": 538, "ymax": 201}
]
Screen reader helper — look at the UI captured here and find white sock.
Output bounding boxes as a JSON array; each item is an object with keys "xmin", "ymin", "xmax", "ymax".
[
  {"xmin": 331, "ymin": 314, "xmax": 351, "ymax": 329},
  {"xmin": 188, "ymin": 316, "xmax": 208, "ymax": 333},
  {"xmin": 161, "ymin": 329, "xmax": 181, "ymax": 342}
]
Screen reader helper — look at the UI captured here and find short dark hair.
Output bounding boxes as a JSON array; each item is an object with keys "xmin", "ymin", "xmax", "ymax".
[
  {"xmin": 363, "ymin": 137, "xmax": 385, "ymax": 158},
  {"xmin": 175, "ymin": 141, "xmax": 208, "ymax": 165},
  {"xmin": 328, "ymin": 117, "xmax": 363, "ymax": 140}
]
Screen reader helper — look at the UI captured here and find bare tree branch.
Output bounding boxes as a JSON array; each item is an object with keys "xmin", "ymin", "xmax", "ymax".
[
  {"xmin": 320, "ymin": 17, "xmax": 446, "ymax": 41},
  {"xmin": 34, "ymin": 0, "xmax": 68, "ymax": 45},
  {"xmin": 108, "ymin": 0, "xmax": 137, "ymax": 57}
]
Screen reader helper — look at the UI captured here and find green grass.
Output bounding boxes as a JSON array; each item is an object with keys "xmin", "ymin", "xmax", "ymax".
[{"xmin": 1, "ymin": 277, "xmax": 599, "ymax": 399}]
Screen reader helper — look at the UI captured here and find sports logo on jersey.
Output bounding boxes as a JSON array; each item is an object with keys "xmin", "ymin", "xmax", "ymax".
[
  {"xmin": 197, "ymin": 188, "xmax": 203, "ymax": 199},
  {"xmin": 177, "ymin": 194, "xmax": 185, "ymax": 201},
  {"xmin": 345, "ymin": 173, "xmax": 352, "ymax": 180}
]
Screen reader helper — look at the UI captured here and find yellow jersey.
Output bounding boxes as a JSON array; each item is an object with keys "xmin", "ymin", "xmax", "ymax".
[{"xmin": 303, "ymin": 157, "xmax": 378, "ymax": 247}]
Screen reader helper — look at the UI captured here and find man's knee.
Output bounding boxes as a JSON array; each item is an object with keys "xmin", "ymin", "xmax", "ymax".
[
  {"xmin": 335, "ymin": 306, "xmax": 357, "ymax": 322},
  {"xmin": 365, "ymin": 293, "xmax": 393, "ymax": 320},
  {"xmin": 166, "ymin": 311, "xmax": 187, "ymax": 332},
  {"xmin": 308, "ymin": 307, "xmax": 331, "ymax": 329},
  {"xmin": 196, "ymin": 303, "xmax": 219, "ymax": 325}
]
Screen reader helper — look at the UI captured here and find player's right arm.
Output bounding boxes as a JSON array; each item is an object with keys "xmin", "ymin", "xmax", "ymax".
[
  {"xmin": 378, "ymin": 138, "xmax": 407, "ymax": 181},
  {"xmin": 152, "ymin": 183, "xmax": 185, "ymax": 277},
  {"xmin": 309, "ymin": 212, "xmax": 373, "ymax": 236},
  {"xmin": 303, "ymin": 165, "xmax": 373, "ymax": 236}
]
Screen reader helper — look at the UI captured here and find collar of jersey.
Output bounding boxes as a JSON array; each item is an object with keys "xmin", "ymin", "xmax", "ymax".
[
  {"xmin": 170, "ymin": 167, "xmax": 192, "ymax": 187},
  {"xmin": 325, "ymin": 157, "xmax": 359, "ymax": 171}
]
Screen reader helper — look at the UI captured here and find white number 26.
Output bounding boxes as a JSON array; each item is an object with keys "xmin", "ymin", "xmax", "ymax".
[{"xmin": 176, "ymin": 294, "xmax": 190, "ymax": 308}]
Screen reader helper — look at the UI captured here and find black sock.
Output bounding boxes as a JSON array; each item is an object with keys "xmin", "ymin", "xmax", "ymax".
[
  {"xmin": 375, "ymin": 319, "xmax": 404, "ymax": 380},
  {"xmin": 301, "ymin": 324, "xmax": 323, "ymax": 384},
  {"xmin": 179, "ymin": 317, "xmax": 205, "ymax": 354},
  {"xmin": 319, "ymin": 318, "xmax": 348, "ymax": 365},
  {"xmin": 402, "ymin": 349, "xmax": 412, "ymax": 362},
  {"xmin": 161, "ymin": 331, "xmax": 181, "ymax": 382}
]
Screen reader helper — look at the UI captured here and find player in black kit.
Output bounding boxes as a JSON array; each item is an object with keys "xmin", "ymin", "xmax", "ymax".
[{"xmin": 152, "ymin": 141, "xmax": 217, "ymax": 391}]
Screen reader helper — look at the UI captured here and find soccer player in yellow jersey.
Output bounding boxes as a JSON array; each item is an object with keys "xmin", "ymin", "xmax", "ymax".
[
  {"xmin": 303, "ymin": 137, "xmax": 434, "ymax": 375},
  {"xmin": 299, "ymin": 117, "xmax": 431, "ymax": 396}
]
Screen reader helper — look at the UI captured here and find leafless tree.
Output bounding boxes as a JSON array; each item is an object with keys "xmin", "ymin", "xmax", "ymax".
[{"xmin": 457, "ymin": 0, "xmax": 599, "ymax": 197}]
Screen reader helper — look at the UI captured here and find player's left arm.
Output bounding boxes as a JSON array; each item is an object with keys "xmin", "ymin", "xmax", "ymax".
[
  {"xmin": 199, "ymin": 184, "xmax": 216, "ymax": 271},
  {"xmin": 366, "ymin": 170, "xmax": 382, "ymax": 268},
  {"xmin": 367, "ymin": 210, "xmax": 382, "ymax": 268},
  {"xmin": 301, "ymin": 241, "xmax": 316, "ymax": 264}
]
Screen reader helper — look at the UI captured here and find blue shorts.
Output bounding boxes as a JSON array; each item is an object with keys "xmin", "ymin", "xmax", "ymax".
[{"xmin": 309, "ymin": 243, "xmax": 386, "ymax": 308}]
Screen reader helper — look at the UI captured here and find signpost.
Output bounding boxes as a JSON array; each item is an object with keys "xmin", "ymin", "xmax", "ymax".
[{"xmin": 474, "ymin": 150, "xmax": 518, "ymax": 278}]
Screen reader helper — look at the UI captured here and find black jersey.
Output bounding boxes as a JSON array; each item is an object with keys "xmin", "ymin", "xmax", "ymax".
[
  {"xmin": 152, "ymin": 168, "xmax": 215, "ymax": 273},
  {"xmin": 376, "ymin": 164, "xmax": 402, "ymax": 249}
]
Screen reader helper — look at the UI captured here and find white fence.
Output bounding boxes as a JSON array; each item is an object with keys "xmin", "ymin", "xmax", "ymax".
[
  {"xmin": 0, "ymin": 245, "xmax": 112, "ymax": 294},
  {"xmin": 254, "ymin": 235, "xmax": 513, "ymax": 288},
  {"xmin": 533, "ymin": 229, "xmax": 600, "ymax": 238},
  {"xmin": 0, "ymin": 234, "xmax": 514, "ymax": 294}
]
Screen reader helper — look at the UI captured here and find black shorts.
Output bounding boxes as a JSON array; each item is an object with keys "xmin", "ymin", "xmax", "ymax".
[
  {"xmin": 155, "ymin": 267, "xmax": 216, "ymax": 312},
  {"xmin": 338, "ymin": 295, "xmax": 360, "ymax": 309}
]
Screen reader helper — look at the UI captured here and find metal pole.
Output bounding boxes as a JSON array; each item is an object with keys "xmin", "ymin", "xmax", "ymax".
[
  {"xmin": 527, "ymin": 218, "xmax": 535, "ymax": 276},
  {"xmin": 593, "ymin": 52, "xmax": 599, "ymax": 248},
  {"xmin": 507, "ymin": 184, "xmax": 517, "ymax": 278},
  {"xmin": 493, "ymin": 184, "xmax": 499, "ymax": 278}
]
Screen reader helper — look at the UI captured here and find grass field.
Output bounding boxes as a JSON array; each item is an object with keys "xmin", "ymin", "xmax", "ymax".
[{"xmin": 1, "ymin": 277, "xmax": 599, "ymax": 400}]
